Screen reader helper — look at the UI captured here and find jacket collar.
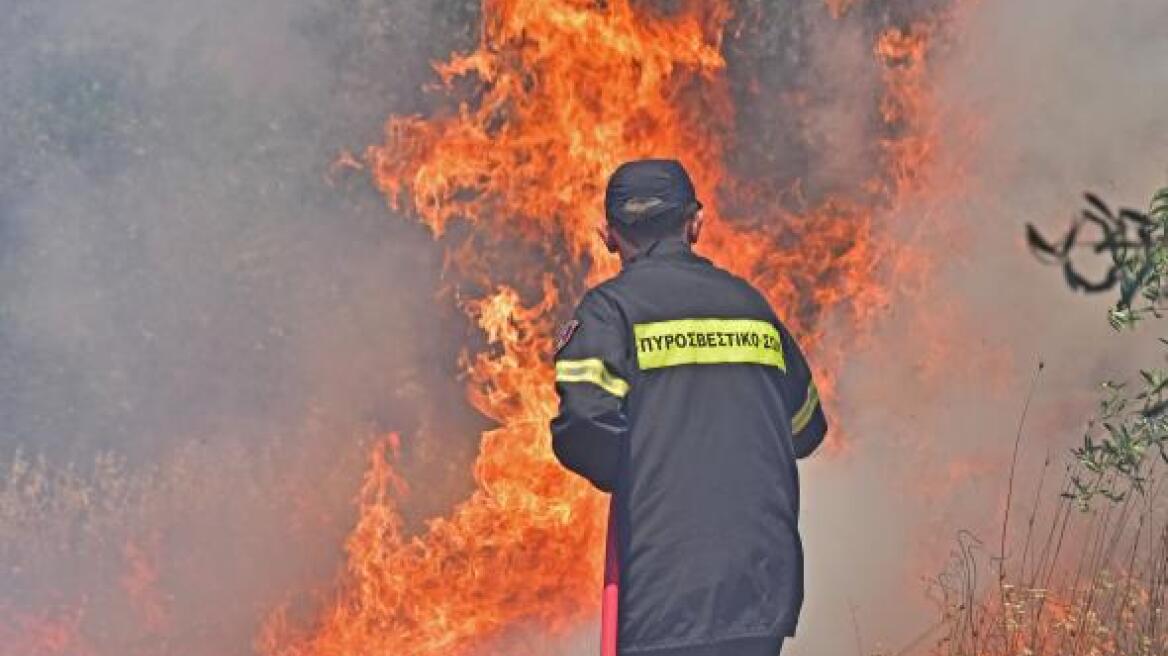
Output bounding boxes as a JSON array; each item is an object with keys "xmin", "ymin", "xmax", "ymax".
[{"xmin": 624, "ymin": 237, "xmax": 706, "ymax": 268}]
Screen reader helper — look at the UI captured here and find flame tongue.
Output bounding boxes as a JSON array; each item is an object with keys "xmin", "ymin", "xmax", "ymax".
[
  {"xmin": 262, "ymin": 1, "xmax": 945, "ymax": 654},
  {"xmin": 371, "ymin": 0, "xmax": 733, "ymax": 275}
]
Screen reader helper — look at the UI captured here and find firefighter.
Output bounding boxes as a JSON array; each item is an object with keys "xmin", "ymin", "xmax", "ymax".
[{"xmin": 550, "ymin": 159, "xmax": 827, "ymax": 656}]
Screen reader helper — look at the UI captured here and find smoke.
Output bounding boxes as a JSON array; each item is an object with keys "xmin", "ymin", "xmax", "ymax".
[
  {"xmin": 2, "ymin": 0, "xmax": 1166, "ymax": 654},
  {"xmin": 0, "ymin": 0, "xmax": 490, "ymax": 653},
  {"xmin": 794, "ymin": 0, "xmax": 1168, "ymax": 654}
]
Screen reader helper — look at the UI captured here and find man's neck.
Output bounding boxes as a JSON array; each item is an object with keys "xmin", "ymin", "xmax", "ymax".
[{"xmin": 621, "ymin": 236, "xmax": 691, "ymax": 267}]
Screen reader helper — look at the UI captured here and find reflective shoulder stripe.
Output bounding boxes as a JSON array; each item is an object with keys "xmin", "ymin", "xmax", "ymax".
[
  {"xmin": 633, "ymin": 318, "xmax": 786, "ymax": 371},
  {"xmin": 555, "ymin": 358, "xmax": 630, "ymax": 398},
  {"xmin": 791, "ymin": 381, "xmax": 820, "ymax": 434}
]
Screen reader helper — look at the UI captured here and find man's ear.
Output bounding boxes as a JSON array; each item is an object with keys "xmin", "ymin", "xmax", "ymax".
[
  {"xmin": 686, "ymin": 210, "xmax": 705, "ymax": 245},
  {"xmin": 597, "ymin": 223, "xmax": 619, "ymax": 254}
]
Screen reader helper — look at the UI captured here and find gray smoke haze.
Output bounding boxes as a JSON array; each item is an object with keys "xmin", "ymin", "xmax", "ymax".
[
  {"xmin": 1, "ymin": 0, "xmax": 1165, "ymax": 655},
  {"xmin": 794, "ymin": 1, "xmax": 1168, "ymax": 654},
  {"xmin": 1, "ymin": 0, "xmax": 490, "ymax": 653}
]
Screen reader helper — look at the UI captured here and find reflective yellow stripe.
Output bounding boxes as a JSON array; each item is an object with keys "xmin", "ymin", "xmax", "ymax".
[
  {"xmin": 633, "ymin": 318, "xmax": 786, "ymax": 371},
  {"xmin": 791, "ymin": 382, "xmax": 820, "ymax": 434},
  {"xmin": 555, "ymin": 358, "xmax": 630, "ymax": 398}
]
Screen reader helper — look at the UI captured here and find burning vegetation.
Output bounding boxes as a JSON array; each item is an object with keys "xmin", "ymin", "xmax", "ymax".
[
  {"xmin": 2, "ymin": 0, "xmax": 1166, "ymax": 655},
  {"xmin": 917, "ymin": 188, "xmax": 1168, "ymax": 656},
  {"xmin": 260, "ymin": 0, "xmax": 948, "ymax": 653}
]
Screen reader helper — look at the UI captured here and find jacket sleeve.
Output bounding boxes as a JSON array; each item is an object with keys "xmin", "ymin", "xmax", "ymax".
[
  {"xmin": 549, "ymin": 290, "xmax": 632, "ymax": 492},
  {"xmin": 777, "ymin": 322, "xmax": 828, "ymax": 459}
]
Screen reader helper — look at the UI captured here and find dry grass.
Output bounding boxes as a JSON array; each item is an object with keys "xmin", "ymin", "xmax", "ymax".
[{"xmin": 918, "ymin": 462, "xmax": 1168, "ymax": 656}]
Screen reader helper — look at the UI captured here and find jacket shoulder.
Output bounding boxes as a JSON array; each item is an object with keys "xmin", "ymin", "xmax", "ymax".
[
  {"xmin": 566, "ymin": 278, "xmax": 633, "ymax": 332},
  {"xmin": 577, "ymin": 277, "xmax": 625, "ymax": 311},
  {"xmin": 702, "ymin": 261, "xmax": 780, "ymax": 319}
]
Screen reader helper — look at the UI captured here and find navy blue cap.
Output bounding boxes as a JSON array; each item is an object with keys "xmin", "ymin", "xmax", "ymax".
[{"xmin": 604, "ymin": 159, "xmax": 702, "ymax": 227}]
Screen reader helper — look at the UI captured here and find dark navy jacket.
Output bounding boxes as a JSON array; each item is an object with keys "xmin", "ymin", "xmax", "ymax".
[{"xmin": 550, "ymin": 238, "xmax": 827, "ymax": 656}]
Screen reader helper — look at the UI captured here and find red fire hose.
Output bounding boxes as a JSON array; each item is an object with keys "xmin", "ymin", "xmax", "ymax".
[{"xmin": 601, "ymin": 497, "xmax": 619, "ymax": 656}]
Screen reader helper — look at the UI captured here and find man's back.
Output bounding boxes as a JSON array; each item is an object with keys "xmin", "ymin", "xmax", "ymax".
[{"xmin": 551, "ymin": 237, "xmax": 826, "ymax": 656}]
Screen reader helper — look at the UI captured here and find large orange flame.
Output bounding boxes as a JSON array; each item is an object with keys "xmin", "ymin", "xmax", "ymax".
[{"xmin": 260, "ymin": 1, "xmax": 947, "ymax": 654}]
